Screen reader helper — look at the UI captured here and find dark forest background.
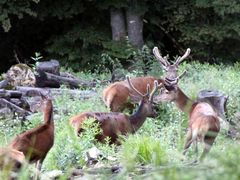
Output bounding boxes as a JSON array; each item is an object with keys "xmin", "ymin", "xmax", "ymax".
[{"xmin": 0, "ymin": 0, "xmax": 239, "ymax": 73}]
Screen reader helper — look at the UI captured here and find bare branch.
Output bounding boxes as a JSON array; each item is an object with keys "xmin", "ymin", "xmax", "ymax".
[{"xmin": 13, "ymin": 50, "xmax": 21, "ymax": 64}]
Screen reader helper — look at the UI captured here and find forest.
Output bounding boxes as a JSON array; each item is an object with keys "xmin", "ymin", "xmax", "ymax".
[
  {"xmin": 0, "ymin": 0, "xmax": 239, "ymax": 72},
  {"xmin": 0, "ymin": 0, "xmax": 240, "ymax": 179}
]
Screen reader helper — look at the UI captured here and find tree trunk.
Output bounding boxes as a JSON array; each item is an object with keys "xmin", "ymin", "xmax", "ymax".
[
  {"xmin": 126, "ymin": 8, "xmax": 144, "ymax": 48},
  {"xmin": 110, "ymin": 7, "xmax": 126, "ymax": 41}
]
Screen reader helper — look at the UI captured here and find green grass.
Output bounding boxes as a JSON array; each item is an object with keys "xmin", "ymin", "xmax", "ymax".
[
  {"xmin": 0, "ymin": 62, "xmax": 240, "ymax": 179},
  {"xmin": 120, "ymin": 134, "xmax": 168, "ymax": 170}
]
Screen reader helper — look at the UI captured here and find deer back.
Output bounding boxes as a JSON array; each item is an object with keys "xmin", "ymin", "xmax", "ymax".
[
  {"xmin": 102, "ymin": 76, "xmax": 163, "ymax": 112},
  {"xmin": 189, "ymin": 102, "xmax": 220, "ymax": 133},
  {"xmin": 9, "ymin": 95, "xmax": 54, "ymax": 163},
  {"xmin": 69, "ymin": 111, "xmax": 132, "ymax": 143}
]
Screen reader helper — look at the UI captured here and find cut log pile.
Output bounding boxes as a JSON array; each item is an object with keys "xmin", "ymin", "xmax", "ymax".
[
  {"xmin": 35, "ymin": 60, "xmax": 96, "ymax": 88},
  {"xmin": 0, "ymin": 60, "xmax": 97, "ymax": 118}
]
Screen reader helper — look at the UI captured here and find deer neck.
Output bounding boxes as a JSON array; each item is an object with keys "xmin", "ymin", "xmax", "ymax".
[
  {"xmin": 174, "ymin": 87, "xmax": 193, "ymax": 113},
  {"xmin": 44, "ymin": 100, "xmax": 54, "ymax": 125},
  {"xmin": 129, "ymin": 102, "xmax": 148, "ymax": 133}
]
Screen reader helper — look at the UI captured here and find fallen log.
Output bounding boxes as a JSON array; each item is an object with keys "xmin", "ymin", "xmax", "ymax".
[
  {"xmin": 0, "ymin": 80, "xmax": 8, "ymax": 89},
  {"xmin": 0, "ymin": 89, "xmax": 22, "ymax": 99},
  {"xmin": 35, "ymin": 71, "xmax": 96, "ymax": 89},
  {"xmin": 0, "ymin": 98, "xmax": 31, "ymax": 116},
  {"xmin": 16, "ymin": 86, "xmax": 97, "ymax": 99},
  {"xmin": 9, "ymin": 98, "xmax": 30, "ymax": 110}
]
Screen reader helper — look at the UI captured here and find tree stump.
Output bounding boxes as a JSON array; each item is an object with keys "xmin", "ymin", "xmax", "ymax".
[
  {"xmin": 4, "ymin": 64, "xmax": 36, "ymax": 87},
  {"xmin": 35, "ymin": 60, "xmax": 96, "ymax": 88},
  {"xmin": 197, "ymin": 90, "xmax": 233, "ymax": 135},
  {"xmin": 197, "ymin": 90, "xmax": 228, "ymax": 118},
  {"xmin": 36, "ymin": 59, "xmax": 60, "ymax": 75}
]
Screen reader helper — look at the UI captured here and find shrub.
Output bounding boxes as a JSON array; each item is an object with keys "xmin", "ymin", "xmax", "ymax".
[{"xmin": 119, "ymin": 134, "xmax": 168, "ymax": 170}]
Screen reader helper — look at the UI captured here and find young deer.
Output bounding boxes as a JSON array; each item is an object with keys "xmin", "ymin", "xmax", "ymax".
[
  {"xmin": 8, "ymin": 94, "xmax": 54, "ymax": 170},
  {"xmin": 102, "ymin": 47, "xmax": 191, "ymax": 112},
  {"xmin": 0, "ymin": 147, "xmax": 25, "ymax": 171},
  {"xmin": 70, "ymin": 76, "xmax": 162, "ymax": 144},
  {"xmin": 157, "ymin": 74, "xmax": 220, "ymax": 161}
]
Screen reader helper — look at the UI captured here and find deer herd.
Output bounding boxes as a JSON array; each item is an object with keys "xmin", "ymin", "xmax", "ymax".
[{"xmin": 0, "ymin": 46, "xmax": 222, "ymax": 173}]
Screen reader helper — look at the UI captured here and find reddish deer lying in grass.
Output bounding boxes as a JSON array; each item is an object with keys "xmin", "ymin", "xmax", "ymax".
[
  {"xmin": 70, "ymin": 76, "xmax": 162, "ymax": 144},
  {"xmin": 8, "ymin": 94, "xmax": 54, "ymax": 170},
  {"xmin": 102, "ymin": 47, "xmax": 191, "ymax": 112},
  {"xmin": 157, "ymin": 74, "xmax": 220, "ymax": 161},
  {"xmin": 0, "ymin": 147, "xmax": 25, "ymax": 171}
]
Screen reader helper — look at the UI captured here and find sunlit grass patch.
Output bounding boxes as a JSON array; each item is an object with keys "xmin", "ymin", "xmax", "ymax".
[{"xmin": 119, "ymin": 134, "xmax": 168, "ymax": 170}]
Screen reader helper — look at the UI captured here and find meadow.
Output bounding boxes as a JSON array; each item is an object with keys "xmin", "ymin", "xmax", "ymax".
[{"xmin": 0, "ymin": 61, "xmax": 240, "ymax": 179}]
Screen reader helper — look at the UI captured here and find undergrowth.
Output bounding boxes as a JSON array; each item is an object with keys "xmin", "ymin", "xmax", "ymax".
[{"xmin": 0, "ymin": 61, "xmax": 240, "ymax": 179}]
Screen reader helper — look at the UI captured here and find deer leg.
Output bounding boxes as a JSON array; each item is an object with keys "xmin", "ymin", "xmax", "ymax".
[
  {"xmin": 192, "ymin": 139, "xmax": 199, "ymax": 163},
  {"xmin": 199, "ymin": 136, "xmax": 215, "ymax": 162},
  {"xmin": 182, "ymin": 130, "xmax": 193, "ymax": 155},
  {"xmin": 34, "ymin": 157, "xmax": 45, "ymax": 180}
]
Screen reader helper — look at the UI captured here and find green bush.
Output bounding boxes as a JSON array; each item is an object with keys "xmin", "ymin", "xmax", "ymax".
[{"xmin": 119, "ymin": 134, "xmax": 168, "ymax": 170}]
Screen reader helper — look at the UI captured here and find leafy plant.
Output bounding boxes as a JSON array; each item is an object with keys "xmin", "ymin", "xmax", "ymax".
[{"xmin": 120, "ymin": 134, "xmax": 168, "ymax": 170}]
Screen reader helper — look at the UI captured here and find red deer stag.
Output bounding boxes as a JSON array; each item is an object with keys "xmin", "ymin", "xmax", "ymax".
[
  {"xmin": 157, "ymin": 74, "xmax": 220, "ymax": 161},
  {"xmin": 8, "ymin": 94, "xmax": 54, "ymax": 170},
  {"xmin": 102, "ymin": 47, "xmax": 191, "ymax": 112},
  {"xmin": 70, "ymin": 76, "xmax": 162, "ymax": 144}
]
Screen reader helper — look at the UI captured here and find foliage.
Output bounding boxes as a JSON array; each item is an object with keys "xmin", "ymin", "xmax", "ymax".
[
  {"xmin": 0, "ymin": 0, "xmax": 39, "ymax": 32},
  {"xmin": 1, "ymin": 62, "xmax": 240, "ymax": 179},
  {"xmin": 0, "ymin": 0, "xmax": 239, "ymax": 72},
  {"xmin": 160, "ymin": 0, "xmax": 240, "ymax": 62},
  {"xmin": 120, "ymin": 134, "xmax": 168, "ymax": 170}
]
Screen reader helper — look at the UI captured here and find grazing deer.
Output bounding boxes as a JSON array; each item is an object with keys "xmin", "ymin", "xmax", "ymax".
[
  {"xmin": 70, "ymin": 76, "xmax": 162, "ymax": 144},
  {"xmin": 157, "ymin": 74, "xmax": 220, "ymax": 161},
  {"xmin": 0, "ymin": 147, "xmax": 25, "ymax": 171},
  {"xmin": 9, "ymin": 94, "xmax": 54, "ymax": 170},
  {"xmin": 102, "ymin": 47, "xmax": 191, "ymax": 112}
]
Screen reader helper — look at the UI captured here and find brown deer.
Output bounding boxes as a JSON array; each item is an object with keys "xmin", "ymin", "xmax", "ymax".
[
  {"xmin": 157, "ymin": 74, "xmax": 220, "ymax": 161},
  {"xmin": 0, "ymin": 147, "xmax": 25, "ymax": 171},
  {"xmin": 70, "ymin": 76, "xmax": 162, "ymax": 144},
  {"xmin": 8, "ymin": 94, "xmax": 54, "ymax": 170},
  {"xmin": 102, "ymin": 47, "xmax": 191, "ymax": 112}
]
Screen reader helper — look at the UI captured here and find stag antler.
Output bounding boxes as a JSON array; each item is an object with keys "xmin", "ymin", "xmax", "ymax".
[
  {"xmin": 149, "ymin": 80, "xmax": 163, "ymax": 102},
  {"xmin": 126, "ymin": 76, "xmax": 162, "ymax": 99},
  {"xmin": 176, "ymin": 70, "xmax": 187, "ymax": 80},
  {"xmin": 174, "ymin": 48, "xmax": 191, "ymax": 66},
  {"xmin": 126, "ymin": 76, "xmax": 145, "ymax": 97},
  {"xmin": 153, "ymin": 47, "xmax": 170, "ymax": 70}
]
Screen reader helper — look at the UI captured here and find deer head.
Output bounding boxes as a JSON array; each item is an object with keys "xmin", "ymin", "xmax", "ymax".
[
  {"xmin": 31, "ymin": 91, "xmax": 52, "ymax": 113},
  {"xmin": 127, "ymin": 76, "xmax": 162, "ymax": 117},
  {"xmin": 153, "ymin": 47, "xmax": 190, "ymax": 86},
  {"xmin": 155, "ymin": 71, "xmax": 187, "ymax": 102}
]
